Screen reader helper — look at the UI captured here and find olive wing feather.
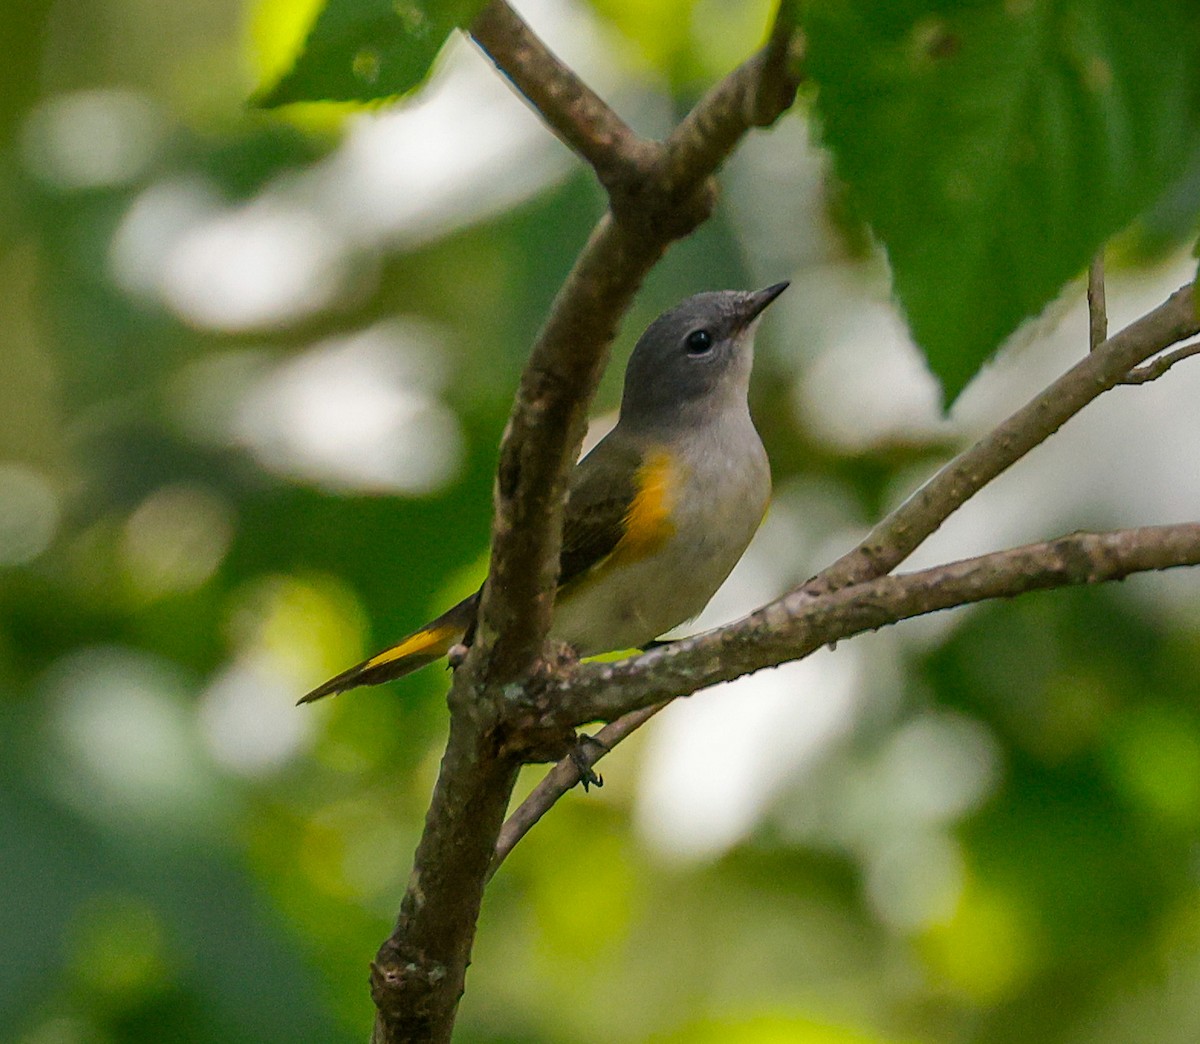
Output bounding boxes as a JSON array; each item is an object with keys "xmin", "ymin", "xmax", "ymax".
[{"xmin": 557, "ymin": 434, "xmax": 644, "ymax": 589}]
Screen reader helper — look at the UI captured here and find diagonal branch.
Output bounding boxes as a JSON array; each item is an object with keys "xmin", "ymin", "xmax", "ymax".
[
  {"xmin": 493, "ymin": 521, "xmax": 1200, "ymax": 866},
  {"xmin": 465, "ymin": 4, "xmax": 804, "ymax": 687},
  {"xmin": 547, "ymin": 523, "xmax": 1200, "ymax": 724},
  {"xmin": 491, "ymin": 702, "xmax": 666, "ymax": 876},
  {"xmin": 807, "ymin": 281, "xmax": 1197, "ymax": 597},
  {"xmin": 662, "ymin": 1, "xmax": 805, "ymax": 192},
  {"xmin": 469, "ymin": 1, "xmax": 652, "ymax": 187}
]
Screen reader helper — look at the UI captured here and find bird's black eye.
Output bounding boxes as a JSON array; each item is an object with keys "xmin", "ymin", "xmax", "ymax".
[{"xmin": 686, "ymin": 329, "xmax": 713, "ymax": 355}]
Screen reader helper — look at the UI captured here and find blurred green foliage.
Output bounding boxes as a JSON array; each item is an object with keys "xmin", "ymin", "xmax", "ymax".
[{"xmin": 3, "ymin": 2, "xmax": 1200, "ymax": 1043}]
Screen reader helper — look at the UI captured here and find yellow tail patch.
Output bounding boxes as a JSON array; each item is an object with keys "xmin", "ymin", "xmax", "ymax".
[
  {"xmin": 615, "ymin": 449, "xmax": 676, "ymax": 561},
  {"xmin": 365, "ymin": 621, "xmax": 459, "ymax": 670}
]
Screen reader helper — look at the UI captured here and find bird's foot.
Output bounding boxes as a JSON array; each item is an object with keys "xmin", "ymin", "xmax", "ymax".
[{"xmin": 570, "ymin": 732, "xmax": 610, "ymax": 792}]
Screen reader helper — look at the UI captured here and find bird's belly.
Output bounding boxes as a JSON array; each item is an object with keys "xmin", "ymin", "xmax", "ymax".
[{"xmin": 551, "ymin": 451, "xmax": 768, "ymax": 656}]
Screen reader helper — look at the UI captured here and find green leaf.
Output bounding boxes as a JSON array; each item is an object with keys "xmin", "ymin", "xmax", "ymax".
[
  {"xmin": 804, "ymin": 0, "xmax": 1200, "ymax": 403},
  {"xmin": 255, "ymin": 0, "xmax": 488, "ymax": 107}
]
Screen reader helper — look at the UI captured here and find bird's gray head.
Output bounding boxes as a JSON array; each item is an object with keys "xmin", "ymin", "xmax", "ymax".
[{"xmin": 618, "ymin": 283, "xmax": 788, "ymax": 431}]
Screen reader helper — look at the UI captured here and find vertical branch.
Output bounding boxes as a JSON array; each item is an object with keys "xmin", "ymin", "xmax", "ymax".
[
  {"xmin": 1088, "ymin": 251, "xmax": 1107, "ymax": 351},
  {"xmin": 364, "ymin": 6, "xmax": 806, "ymax": 1042},
  {"xmin": 370, "ymin": 715, "xmax": 521, "ymax": 1044},
  {"xmin": 469, "ymin": 217, "xmax": 670, "ymax": 687}
]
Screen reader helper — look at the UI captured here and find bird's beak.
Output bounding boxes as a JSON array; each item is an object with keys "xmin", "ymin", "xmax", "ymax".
[{"xmin": 737, "ymin": 281, "xmax": 790, "ymax": 329}]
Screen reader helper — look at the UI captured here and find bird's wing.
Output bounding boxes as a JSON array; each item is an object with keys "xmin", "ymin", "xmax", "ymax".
[
  {"xmin": 300, "ymin": 431, "xmax": 672, "ymax": 702},
  {"xmin": 558, "ymin": 431, "xmax": 674, "ymax": 589}
]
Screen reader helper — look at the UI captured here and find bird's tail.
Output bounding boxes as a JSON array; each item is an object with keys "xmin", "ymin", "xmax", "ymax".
[{"xmin": 298, "ymin": 593, "xmax": 479, "ymax": 704}]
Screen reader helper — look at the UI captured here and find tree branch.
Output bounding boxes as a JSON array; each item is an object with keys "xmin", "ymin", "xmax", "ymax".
[
  {"xmin": 370, "ymin": 8, "xmax": 804, "ymax": 1041},
  {"xmin": 662, "ymin": 0, "xmax": 805, "ymax": 193},
  {"xmin": 465, "ymin": 215, "xmax": 668, "ymax": 686},
  {"xmin": 467, "ymin": 8, "xmax": 804, "ymax": 688},
  {"xmin": 364, "ymin": 0, "xmax": 1196, "ymax": 1031},
  {"xmin": 1088, "ymin": 251, "xmax": 1107, "ymax": 351},
  {"xmin": 1122, "ymin": 339, "xmax": 1200, "ymax": 384},
  {"xmin": 469, "ymin": 1, "xmax": 652, "ymax": 188},
  {"xmin": 546, "ymin": 523, "xmax": 1200, "ymax": 723},
  {"xmin": 807, "ymin": 281, "xmax": 1197, "ymax": 596},
  {"xmin": 490, "ymin": 702, "xmax": 666, "ymax": 876},
  {"xmin": 370, "ymin": 715, "xmax": 520, "ymax": 1043}
]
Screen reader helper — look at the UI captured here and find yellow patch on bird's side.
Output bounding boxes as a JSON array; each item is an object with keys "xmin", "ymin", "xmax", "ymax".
[
  {"xmin": 364, "ymin": 621, "xmax": 458, "ymax": 670},
  {"xmin": 614, "ymin": 449, "xmax": 676, "ymax": 562}
]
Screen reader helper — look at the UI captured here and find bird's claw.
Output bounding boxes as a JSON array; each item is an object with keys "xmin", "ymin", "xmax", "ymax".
[{"xmin": 570, "ymin": 732, "xmax": 610, "ymax": 792}]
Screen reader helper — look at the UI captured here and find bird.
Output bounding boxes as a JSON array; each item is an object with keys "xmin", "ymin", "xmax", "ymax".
[{"xmin": 299, "ymin": 282, "xmax": 788, "ymax": 704}]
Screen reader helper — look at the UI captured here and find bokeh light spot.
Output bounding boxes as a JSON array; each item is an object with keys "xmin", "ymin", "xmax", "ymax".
[
  {"xmin": 45, "ymin": 647, "xmax": 221, "ymax": 833},
  {"xmin": 198, "ymin": 653, "xmax": 314, "ymax": 776},
  {"xmin": 162, "ymin": 198, "xmax": 357, "ymax": 332},
  {"xmin": 121, "ymin": 484, "xmax": 234, "ymax": 600},
  {"xmin": 864, "ymin": 830, "xmax": 964, "ymax": 931},
  {"xmin": 231, "ymin": 322, "xmax": 463, "ymax": 493},
  {"xmin": 200, "ymin": 574, "xmax": 366, "ymax": 774},
  {"xmin": 876, "ymin": 712, "xmax": 1001, "ymax": 824},
  {"xmin": 0, "ymin": 463, "xmax": 59, "ymax": 566},
  {"xmin": 21, "ymin": 89, "xmax": 163, "ymax": 191}
]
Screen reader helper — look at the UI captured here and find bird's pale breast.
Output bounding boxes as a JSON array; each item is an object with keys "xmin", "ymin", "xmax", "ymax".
[{"xmin": 550, "ymin": 411, "xmax": 769, "ymax": 655}]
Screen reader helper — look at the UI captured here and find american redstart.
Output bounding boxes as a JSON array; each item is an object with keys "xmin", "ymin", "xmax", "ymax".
[{"xmin": 300, "ymin": 282, "xmax": 788, "ymax": 704}]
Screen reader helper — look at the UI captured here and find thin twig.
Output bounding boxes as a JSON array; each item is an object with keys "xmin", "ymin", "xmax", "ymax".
[
  {"xmin": 490, "ymin": 702, "xmax": 666, "ymax": 877},
  {"xmin": 1088, "ymin": 251, "xmax": 1107, "ymax": 351},
  {"xmin": 761, "ymin": 0, "xmax": 807, "ymax": 122},
  {"xmin": 470, "ymin": 1, "xmax": 651, "ymax": 187},
  {"xmin": 806, "ymin": 281, "xmax": 1197, "ymax": 596},
  {"xmin": 662, "ymin": 0, "xmax": 804, "ymax": 194},
  {"xmin": 1122, "ymin": 339, "xmax": 1200, "ymax": 384}
]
